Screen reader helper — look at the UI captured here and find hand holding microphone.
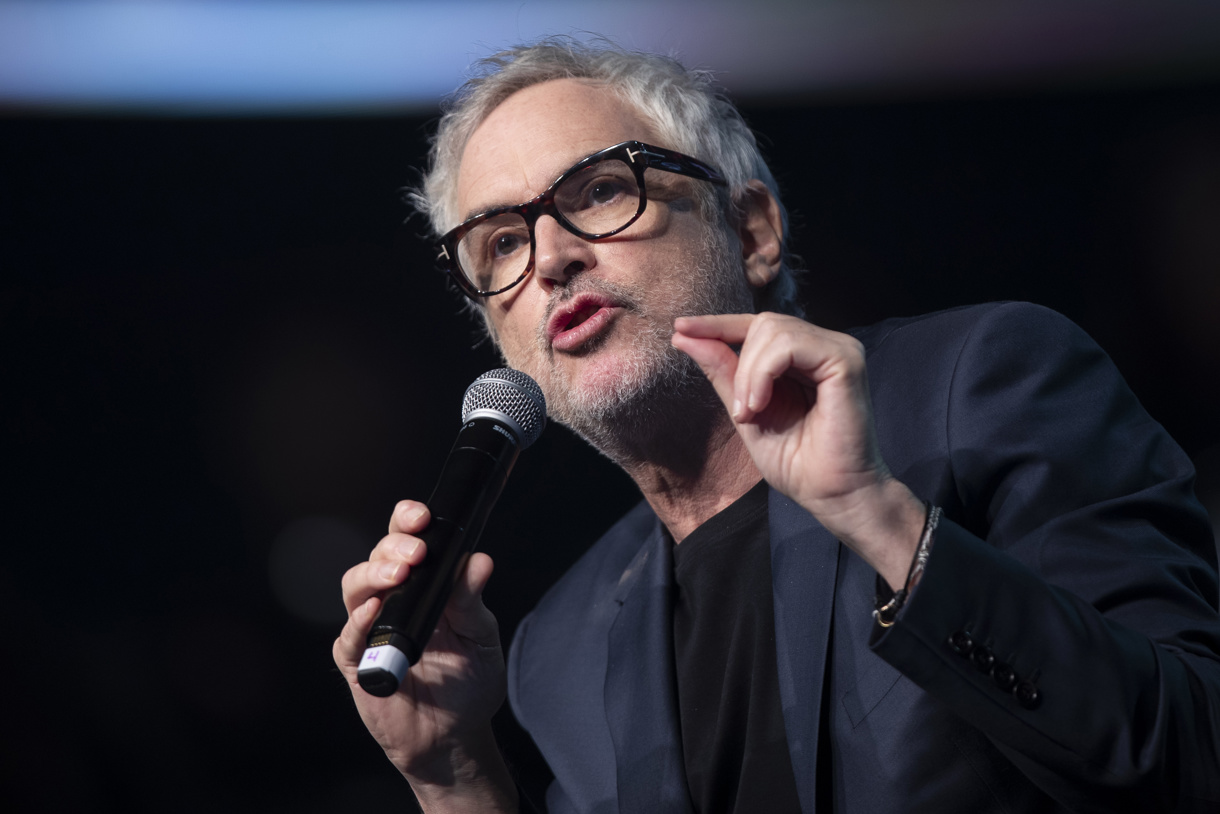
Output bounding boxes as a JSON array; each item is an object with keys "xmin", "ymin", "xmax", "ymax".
[{"xmin": 356, "ymin": 368, "xmax": 546, "ymax": 697}]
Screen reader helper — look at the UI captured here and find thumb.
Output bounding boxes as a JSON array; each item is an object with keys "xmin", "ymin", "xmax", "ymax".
[
  {"xmin": 445, "ymin": 553, "xmax": 499, "ymax": 644},
  {"xmin": 671, "ymin": 332, "xmax": 740, "ymax": 417},
  {"xmin": 452, "ymin": 552, "xmax": 494, "ymax": 610}
]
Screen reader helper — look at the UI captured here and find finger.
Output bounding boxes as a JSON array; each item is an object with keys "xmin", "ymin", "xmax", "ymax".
[
  {"xmin": 732, "ymin": 313, "xmax": 830, "ymax": 421},
  {"xmin": 671, "ymin": 331, "xmax": 741, "ymax": 417},
  {"xmin": 673, "ymin": 313, "xmax": 755, "ymax": 343},
  {"xmin": 678, "ymin": 312, "xmax": 805, "ymax": 421},
  {"xmin": 333, "ymin": 595, "xmax": 381, "ymax": 670},
  {"xmin": 453, "ymin": 552, "xmax": 494, "ymax": 610},
  {"xmin": 389, "ymin": 500, "xmax": 430, "ymax": 534},
  {"xmin": 444, "ymin": 553, "xmax": 500, "ymax": 646},
  {"xmin": 340, "ymin": 548, "xmax": 425, "ymax": 614},
  {"xmin": 368, "ymin": 531, "xmax": 427, "ymax": 564},
  {"xmin": 732, "ymin": 315, "xmax": 789, "ymax": 421},
  {"xmin": 736, "ymin": 317, "xmax": 868, "ymax": 423}
]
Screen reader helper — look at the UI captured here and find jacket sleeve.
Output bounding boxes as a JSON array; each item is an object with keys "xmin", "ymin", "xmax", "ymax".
[{"xmin": 869, "ymin": 302, "xmax": 1220, "ymax": 812}]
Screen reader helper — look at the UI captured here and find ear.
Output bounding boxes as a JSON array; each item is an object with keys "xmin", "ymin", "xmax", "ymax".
[{"xmin": 735, "ymin": 180, "xmax": 784, "ymax": 289}]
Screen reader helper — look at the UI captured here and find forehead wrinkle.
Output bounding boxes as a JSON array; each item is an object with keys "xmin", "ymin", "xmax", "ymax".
[
  {"xmin": 456, "ymin": 137, "xmax": 536, "ymax": 223},
  {"xmin": 457, "ymin": 117, "xmax": 582, "ymax": 225}
]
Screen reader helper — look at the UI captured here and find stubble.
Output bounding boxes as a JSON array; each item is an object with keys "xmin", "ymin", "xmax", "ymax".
[{"xmin": 523, "ymin": 224, "xmax": 754, "ymax": 467}]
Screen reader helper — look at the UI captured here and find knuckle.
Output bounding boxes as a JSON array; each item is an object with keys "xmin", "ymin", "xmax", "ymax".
[
  {"xmin": 748, "ymin": 312, "xmax": 777, "ymax": 337},
  {"xmin": 843, "ymin": 338, "xmax": 867, "ymax": 369},
  {"xmin": 333, "ymin": 632, "xmax": 354, "ymax": 667},
  {"xmin": 370, "ymin": 532, "xmax": 404, "ymax": 560},
  {"xmin": 381, "ymin": 533, "xmax": 423, "ymax": 562},
  {"xmin": 339, "ymin": 564, "xmax": 361, "ymax": 596},
  {"xmin": 755, "ymin": 311, "xmax": 791, "ymax": 333},
  {"xmin": 369, "ymin": 534, "xmax": 393, "ymax": 558}
]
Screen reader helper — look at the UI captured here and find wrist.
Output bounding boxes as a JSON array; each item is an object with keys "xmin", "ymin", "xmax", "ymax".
[
  {"xmin": 873, "ymin": 502, "xmax": 941, "ymax": 627},
  {"xmin": 401, "ymin": 727, "xmax": 518, "ymax": 814},
  {"xmin": 805, "ymin": 477, "xmax": 926, "ymax": 591}
]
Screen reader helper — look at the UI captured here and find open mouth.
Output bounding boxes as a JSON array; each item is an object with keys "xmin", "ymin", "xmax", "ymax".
[
  {"xmin": 563, "ymin": 303, "xmax": 601, "ymax": 332},
  {"xmin": 547, "ymin": 293, "xmax": 620, "ymax": 350}
]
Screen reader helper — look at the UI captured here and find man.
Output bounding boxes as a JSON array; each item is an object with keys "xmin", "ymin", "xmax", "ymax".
[{"xmin": 334, "ymin": 41, "xmax": 1220, "ymax": 812}]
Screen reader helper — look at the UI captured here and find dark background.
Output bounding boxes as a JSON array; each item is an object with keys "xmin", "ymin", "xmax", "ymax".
[{"xmin": 3, "ymin": 80, "xmax": 1219, "ymax": 811}]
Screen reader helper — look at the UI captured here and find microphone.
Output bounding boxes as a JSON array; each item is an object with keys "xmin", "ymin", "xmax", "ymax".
[{"xmin": 357, "ymin": 368, "xmax": 546, "ymax": 698}]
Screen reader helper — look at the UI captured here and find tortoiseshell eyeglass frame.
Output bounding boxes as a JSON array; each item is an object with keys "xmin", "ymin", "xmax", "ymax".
[{"xmin": 430, "ymin": 140, "xmax": 728, "ymax": 299}]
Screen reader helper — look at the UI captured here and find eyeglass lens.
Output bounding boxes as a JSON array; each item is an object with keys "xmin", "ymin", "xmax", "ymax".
[{"xmin": 455, "ymin": 158, "xmax": 642, "ymax": 294}]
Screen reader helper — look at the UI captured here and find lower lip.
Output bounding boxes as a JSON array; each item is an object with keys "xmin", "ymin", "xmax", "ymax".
[{"xmin": 551, "ymin": 306, "xmax": 616, "ymax": 351}]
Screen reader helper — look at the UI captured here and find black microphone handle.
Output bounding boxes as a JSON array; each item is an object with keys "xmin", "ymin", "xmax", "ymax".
[{"xmin": 357, "ymin": 418, "xmax": 519, "ymax": 697}]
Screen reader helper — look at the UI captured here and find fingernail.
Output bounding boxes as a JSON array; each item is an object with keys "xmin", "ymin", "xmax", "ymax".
[
  {"xmin": 407, "ymin": 505, "xmax": 427, "ymax": 525},
  {"xmin": 379, "ymin": 562, "xmax": 401, "ymax": 581},
  {"xmin": 732, "ymin": 399, "xmax": 743, "ymax": 419},
  {"xmin": 397, "ymin": 539, "xmax": 420, "ymax": 559}
]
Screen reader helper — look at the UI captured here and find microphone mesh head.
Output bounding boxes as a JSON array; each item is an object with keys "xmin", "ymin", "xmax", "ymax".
[{"xmin": 461, "ymin": 368, "xmax": 547, "ymax": 449}]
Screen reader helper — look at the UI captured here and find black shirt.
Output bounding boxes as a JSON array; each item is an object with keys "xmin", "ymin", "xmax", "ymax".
[{"xmin": 671, "ymin": 480, "xmax": 803, "ymax": 813}]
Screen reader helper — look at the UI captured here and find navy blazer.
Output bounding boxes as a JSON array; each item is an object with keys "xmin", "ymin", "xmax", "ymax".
[{"xmin": 507, "ymin": 303, "xmax": 1220, "ymax": 813}]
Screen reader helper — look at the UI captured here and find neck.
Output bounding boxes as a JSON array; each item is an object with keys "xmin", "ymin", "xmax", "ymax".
[
  {"xmin": 580, "ymin": 387, "xmax": 762, "ymax": 542},
  {"xmin": 548, "ymin": 347, "xmax": 763, "ymax": 541},
  {"xmin": 628, "ymin": 417, "xmax": 762, "ymax": 543}
]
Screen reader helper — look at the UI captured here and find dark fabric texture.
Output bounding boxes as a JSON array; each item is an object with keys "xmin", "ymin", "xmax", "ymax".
[
  {"xmin": 506, "ymin": 302, "xmax": 1220, "ymax": 813},
  {"xmin": 672, "ymin": 479, "xmax": 801, "ymax": 813}
]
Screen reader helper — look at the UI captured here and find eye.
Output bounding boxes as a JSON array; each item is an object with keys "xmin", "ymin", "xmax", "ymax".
[
  {"xmin": 492, "ymin": 231, "xmax": 526, "ymax": 259},
  {"xmin": 557, "ymin": 162, "xmax": 638, "ymax": 216},
  {"xmin": 586, "ymin": 178, "xmax": 629, "ymax": 206},
  {"xmin": 458, "ymin": 214, "xmax": 529, "ymax": 273}
]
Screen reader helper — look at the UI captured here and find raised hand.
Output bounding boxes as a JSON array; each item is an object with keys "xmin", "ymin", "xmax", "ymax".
[{"xmin": 672, "ymin": 312, "xmax": 924, "ymax": 589}]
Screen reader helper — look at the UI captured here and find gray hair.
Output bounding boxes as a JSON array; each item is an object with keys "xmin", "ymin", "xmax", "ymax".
[{"xmin": 409, "ymin": 37, "xmax": 804, "ymax": 319}]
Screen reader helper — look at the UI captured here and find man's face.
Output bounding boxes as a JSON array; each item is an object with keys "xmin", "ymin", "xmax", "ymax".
[{"xmin": 455, "ymin": 78, "xmax": 752, "ymax": 439}]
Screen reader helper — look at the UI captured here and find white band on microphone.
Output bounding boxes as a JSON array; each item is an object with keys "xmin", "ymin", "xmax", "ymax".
[{"xmin": 357, "ymin": 644, "xmax": 410, "ymax": 684}]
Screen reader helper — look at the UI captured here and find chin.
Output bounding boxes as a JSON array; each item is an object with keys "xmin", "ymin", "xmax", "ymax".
[
  {"xmin": 568, "ymin": 353, "xmax": 643, "ymax": 400},
  {"xmin": 546, "ymin": 342, "xmax": 710, "ymax": 438}
]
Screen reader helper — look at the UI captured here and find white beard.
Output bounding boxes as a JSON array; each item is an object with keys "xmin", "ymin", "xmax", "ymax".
[{"xmin": 516, "ymin": 225, "xmax": 754, "ymax": 465}]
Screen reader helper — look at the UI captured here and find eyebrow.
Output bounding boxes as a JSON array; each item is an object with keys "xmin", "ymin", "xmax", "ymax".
[
  {"xmin": 453, "ymin": 139, "xmax": 655, "ymax": 226},
  {"xmin": 458, "ymin": 199, "xmax": 519, "ymax": 224},
  {"xmin": 456, "ymin": 144, "xmax": 598, "ymax": 225}
]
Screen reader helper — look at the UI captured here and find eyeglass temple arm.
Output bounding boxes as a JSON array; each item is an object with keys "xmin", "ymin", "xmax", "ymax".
[{"xmin": 627, "ymin": 143, "xmax": 728, "ymax": 186}]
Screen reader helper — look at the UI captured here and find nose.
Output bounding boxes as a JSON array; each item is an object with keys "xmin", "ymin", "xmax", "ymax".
[{"xmin": 532, "ymin": 214, "xmax": 595, "ymax": 287}]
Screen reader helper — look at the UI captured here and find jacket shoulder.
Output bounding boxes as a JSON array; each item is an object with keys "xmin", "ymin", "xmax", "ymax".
[{"xmin": 849, "ymin": 301, "xmax": 1077, "ymax": 355}]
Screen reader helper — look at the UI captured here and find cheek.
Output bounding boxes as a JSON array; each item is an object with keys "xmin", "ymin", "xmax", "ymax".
[
  {"xmin": 498, "ymin": 335, "xmax": 532, "ymax": 371},
  {"xmin": 487, "ymin": 304, "xmax": 541, "ymax": 369}
]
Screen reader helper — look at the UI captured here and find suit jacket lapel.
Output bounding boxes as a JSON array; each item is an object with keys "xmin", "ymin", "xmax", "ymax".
[
  {"xmin": 600, "ymin": 492, "xmax": 837, "ymax": 814},
  {"xmin": 604, "ymin": 519, "xmax": 694, "ymax": 814},
  {"xmin": 770, "ymin": 488, "xmax": 841, "ymax": 814}
]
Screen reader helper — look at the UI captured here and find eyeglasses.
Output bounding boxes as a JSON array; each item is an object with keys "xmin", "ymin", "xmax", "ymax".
[{"xmin": 433, "ymin": 140, "xmax": 727, "ymax": 299}]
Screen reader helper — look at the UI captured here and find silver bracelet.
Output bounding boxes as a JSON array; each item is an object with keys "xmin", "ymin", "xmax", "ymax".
[{"xmin": 873, "ymin": 503, "xmax": 942, "ymax": 628}]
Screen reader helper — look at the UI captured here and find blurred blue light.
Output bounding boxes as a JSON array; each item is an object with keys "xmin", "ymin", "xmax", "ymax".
[
  {"xmin": 1, "ymin": 0, "xmax": 1217, "ymax": 114},
  {"xmin": 1, "ymin": 1, "xmax": 482, "ymax": 110}
]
